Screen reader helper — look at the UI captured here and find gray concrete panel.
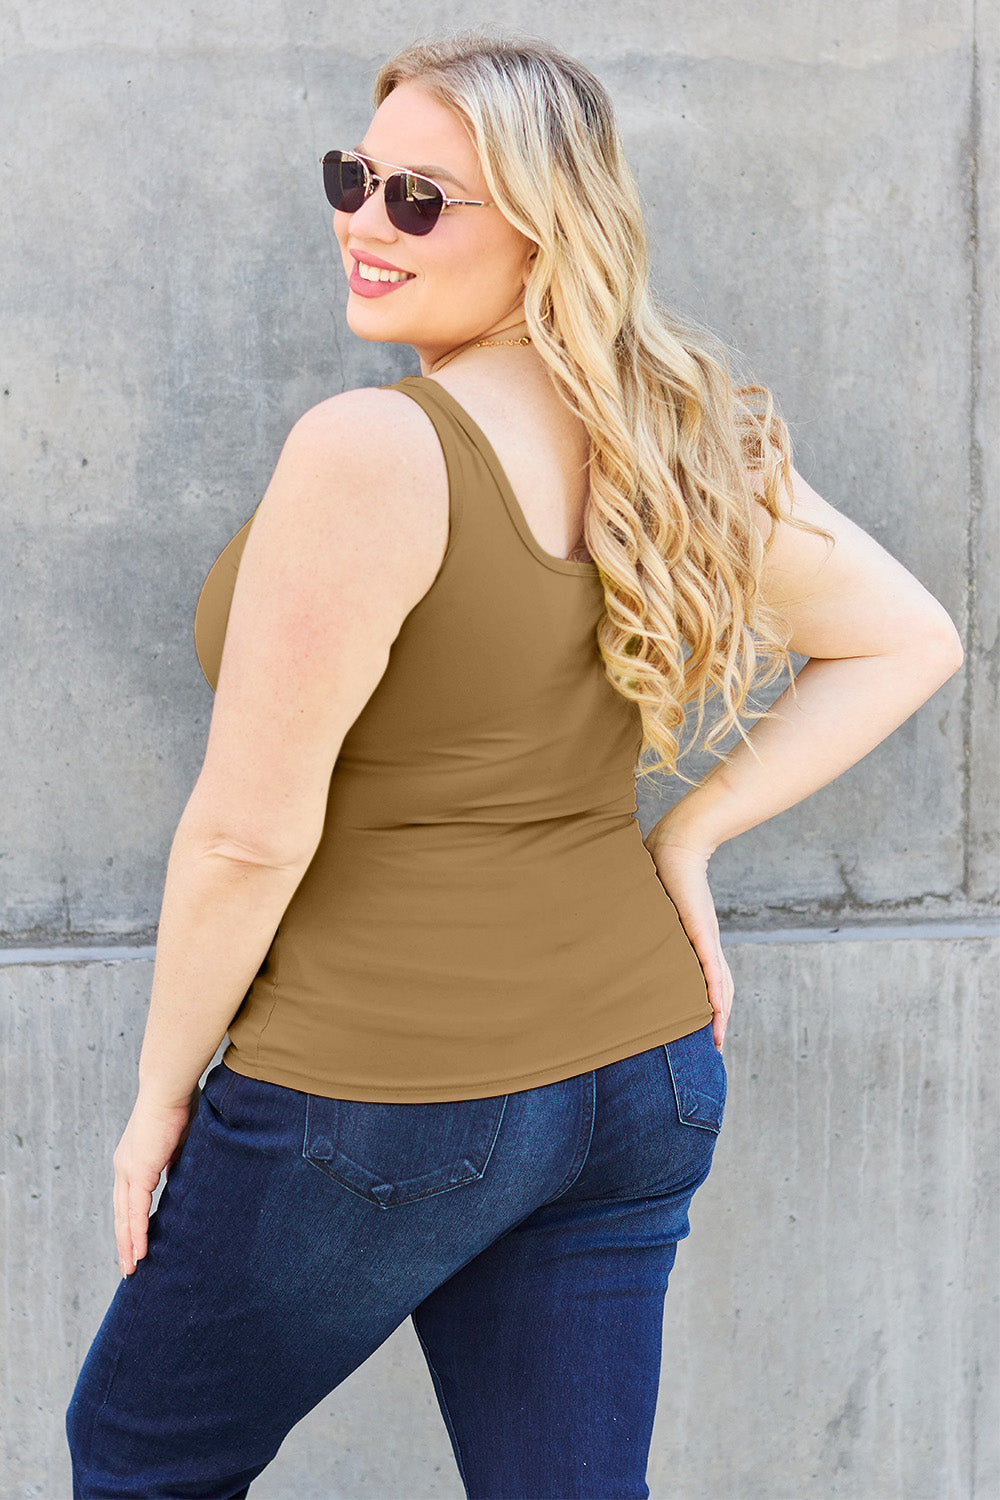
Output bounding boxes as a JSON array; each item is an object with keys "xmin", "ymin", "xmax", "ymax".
[
  {"xmin": 2, "ymin": 933, "xmax": 996, "ymax": 1497},
  {"xmin": 0, "ymin": 3, "xmax": 973, "ymax": 67},
  {"xmin": 968, "ymin": 0, "xmax": 1000, "ymax": 903},
  {"xmin": 1, "ymin": 3, "xmax": 992, "ymax": 943},
  {"xmin": 625, "ymin": 31, "xmax": 974, "ymax": 912}
]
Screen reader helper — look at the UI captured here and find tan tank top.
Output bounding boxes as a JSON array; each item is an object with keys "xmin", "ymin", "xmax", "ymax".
[{"xmin": 193, "ymin": 376, "xmax": 712, "ymax": 1102}]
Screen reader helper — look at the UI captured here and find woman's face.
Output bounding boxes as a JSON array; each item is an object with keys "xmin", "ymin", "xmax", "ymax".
[{"xmin": 334, "ymin": 82, "xmax": 537, "ymax": 366}]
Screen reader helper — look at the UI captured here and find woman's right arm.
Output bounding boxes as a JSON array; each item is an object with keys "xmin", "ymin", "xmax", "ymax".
[
  {"xmin": 112, "ymin": 388, "xmax": 448, "ymax": 1276},
  {"xmin": 643, "ymin": 463, "xmax": 964, "ymax": 1051}
]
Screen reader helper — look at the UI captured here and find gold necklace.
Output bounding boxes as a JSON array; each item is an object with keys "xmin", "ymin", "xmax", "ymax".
[
  {"xmin": 429, "ymin": 326, "xmax": 531, "ymax": 374},
  {"xmin": 471, "ymin": 334, "xmax": 532, "ymax": 350}
]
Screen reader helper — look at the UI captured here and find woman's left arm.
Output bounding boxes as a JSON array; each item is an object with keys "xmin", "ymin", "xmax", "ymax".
[{"xmin": 644, "ymin": 466, "xmax": 965, "ymax": 1049}]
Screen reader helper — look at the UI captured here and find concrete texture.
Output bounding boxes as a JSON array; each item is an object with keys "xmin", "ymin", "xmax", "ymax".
[
  {"xmin": 1, "ymin": 1, "xmax": 997, "ymax": 1496},
  {"xmin": 1, "ymin": 0, "xmax": 995, "ymax": 939},
  {"xmin": 2, "ymin": 934, "xmax": 996, "ymax": 1499}
]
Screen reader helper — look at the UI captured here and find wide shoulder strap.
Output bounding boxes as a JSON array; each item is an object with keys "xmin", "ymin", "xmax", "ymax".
[
  {"xmin": 379, "ymin": 374, "xmax": 481, "ymax": 458},
  {"xmin": 382, "ymin": 374, "xmax": 558, "ymax": 590},
  {"xmin": 383, "ymin": 377, "xmax": 602, "ymax": 585}
]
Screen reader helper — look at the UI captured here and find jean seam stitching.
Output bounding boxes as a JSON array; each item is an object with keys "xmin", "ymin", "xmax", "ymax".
[
  {"xmin": 78, "ymin": 1234, "xmax": 157, "ymax": 1472},
  {"xmin": 538, "ymin": 1071, "xmax": 596, "ymax": 1206},
  {"xmin": 411, "ymin": 1313, "xmax": 472, "ymax": 1495},
  {"xmin": 213, "ymin": 1064, "xmax": 237, "ymax": 1120}
]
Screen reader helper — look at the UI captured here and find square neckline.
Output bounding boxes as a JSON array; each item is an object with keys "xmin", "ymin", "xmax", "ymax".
[{"xmin": 411, "ymin": 376, "xmax": 601, "ymax": 579}]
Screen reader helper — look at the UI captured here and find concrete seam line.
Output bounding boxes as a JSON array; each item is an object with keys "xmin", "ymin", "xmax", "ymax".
[
  {"xmin": 0, "ymin": 945, "xmax": 158, "ymax": 966},
  {"xmin": 722, "ymin": 921, "xmax": 999, "ymax": 945},
  {"xmin": 0, "ymin": 923, "xmax": 998, "ymax": 966}
]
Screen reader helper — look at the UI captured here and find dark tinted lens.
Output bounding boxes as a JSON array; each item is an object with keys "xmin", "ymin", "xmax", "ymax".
[
  {"xmin": 384, "ymin": 172, "xmax": 443, "ymax": 235},
  {"xmin": 322, "ymin": 151, "xmax": 369, "ymax": 213}
]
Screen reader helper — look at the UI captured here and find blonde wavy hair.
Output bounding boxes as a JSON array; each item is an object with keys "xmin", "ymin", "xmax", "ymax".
[{"xmin": 375, "ymin": 33, "xmax": 801, "ymax": 780}]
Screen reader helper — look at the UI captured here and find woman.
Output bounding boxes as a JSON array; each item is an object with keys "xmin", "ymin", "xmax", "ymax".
[{"xmin": 66, "ymin": 32, "xmax": 963, "ymax": 1500}]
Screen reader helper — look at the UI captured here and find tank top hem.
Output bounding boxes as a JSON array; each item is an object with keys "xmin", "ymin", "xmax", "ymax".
[{"xmin": 220, "ymin": 999, "xmax": 715, "ymax": 1103}]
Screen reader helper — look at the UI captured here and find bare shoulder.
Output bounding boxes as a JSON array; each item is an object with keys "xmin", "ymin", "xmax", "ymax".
[
  {"xmin": 199, "ymin": 385, "xmax": 450, "ymax": 862},
  {"xmin": 286, "ymin": 384, "xmax": 444, "ymax": 480},
  {"xmin": 257, "ymin": 384, "xmax": 448, "ymax": 587}
]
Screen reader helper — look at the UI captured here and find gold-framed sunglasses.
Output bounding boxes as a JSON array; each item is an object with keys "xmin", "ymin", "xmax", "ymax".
[{"xmin": 321, "ymin": 148, "xmax": 494, "ymax": 236}]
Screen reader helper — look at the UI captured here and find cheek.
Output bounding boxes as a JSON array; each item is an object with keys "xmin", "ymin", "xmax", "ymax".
[
  {"xmin": 466, "ymin": 222, "xmax": 535, "ymax": 286},
  {"xmin": 462, "ymin": 242, "xmax": 531, "ymax": 299},
  {"xmin": 334, "ymin": 211, "xmax": 352, "ymax": 258},
  {"xmin": 435, "ymin": 226, "xmax": 527, "ymax": 291}
]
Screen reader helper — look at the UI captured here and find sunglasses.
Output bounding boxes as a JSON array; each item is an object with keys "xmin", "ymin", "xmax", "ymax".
[{"xmin": 321, "ymin": 148, "xmax": 494, "ymax": 236}]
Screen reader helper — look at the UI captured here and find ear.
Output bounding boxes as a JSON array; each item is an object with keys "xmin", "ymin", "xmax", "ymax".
[{"xmin": 521, "ymin": 245, "xmax": 538, "ymax": 287}]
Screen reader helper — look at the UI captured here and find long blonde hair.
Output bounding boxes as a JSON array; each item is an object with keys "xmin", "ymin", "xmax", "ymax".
[{"xmin": 375, "ymin": 33, "xmax": 799, "ymax": 780}]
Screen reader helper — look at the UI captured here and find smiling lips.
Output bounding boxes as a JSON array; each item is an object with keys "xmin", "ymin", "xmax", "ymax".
[{"xmin": 349, "ymin": 252, "xmax": 416, "ymax": 298}]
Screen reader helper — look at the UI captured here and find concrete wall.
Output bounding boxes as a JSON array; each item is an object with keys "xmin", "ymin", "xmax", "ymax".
[
  {"xmin": 3, "ymin": 934, "xmax": 997, "ymax": 1498},
  {"xmin": 2, "ymin": 1, "xmax": 997, "ymax": 1496}
]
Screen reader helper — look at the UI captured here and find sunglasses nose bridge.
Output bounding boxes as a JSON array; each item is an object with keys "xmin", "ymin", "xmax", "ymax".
[
  {"xmin": 344, "ymin": 168, "xmax": 401, "ymax": 238},
  {"xmin": 360, "ymin": 162, "xmax": 384, "ymax": 200}
]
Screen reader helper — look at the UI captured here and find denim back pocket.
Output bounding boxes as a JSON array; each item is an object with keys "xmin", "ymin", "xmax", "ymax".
[
  {"xmin": 664, "ymin": 1023, "xmax": 727, "ymax": 1133},
  {"xmin": 303, "ymin": 1092, "xmax": 509, "ymax": 1208}
]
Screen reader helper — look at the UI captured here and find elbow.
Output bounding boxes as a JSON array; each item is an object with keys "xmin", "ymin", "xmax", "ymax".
[
  {"xmin": 178, "ymin": 783, "xmax": 323, "ymax": 877},
  {"xmin": 919, "ymin": 608, "xmax": 964, "ymax": 684},
  {"xmin": 199, "ymin": 835, "xmax": 318, "ymax": 878}
]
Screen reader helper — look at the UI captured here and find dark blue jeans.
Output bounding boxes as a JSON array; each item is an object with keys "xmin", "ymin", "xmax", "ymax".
[{"xmin": 67, "ymin": 1023, "xmax": 726, "ymax": 1499}]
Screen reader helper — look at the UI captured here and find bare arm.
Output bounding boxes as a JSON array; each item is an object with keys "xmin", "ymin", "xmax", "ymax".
[
  {"xmin": 113, "ymin": 388, "xmax": 447, "ymax": 1274},
  {"xmin": 643, "ymin": 466, "xmax": 964, "ymax": 1049}
]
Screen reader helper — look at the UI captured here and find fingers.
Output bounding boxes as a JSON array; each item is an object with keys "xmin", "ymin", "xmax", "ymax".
[
  {"xmin": 113, "ymin": 1163, "xmax": 154, "ymax": 1277},
  {"xmin": 667, "ymin": 890, "xmax": 734, "ymax": 1051},
  {"xmin": 113, "ymin": 1167, "xmax": 134, "ymax": 1277},
  {"xmin": 109, "ymin": 1094, "xmax": 198, "ymax": 1277},
  {"xmin": 689, "ymin": 906, "xmax": 734, "ymax": 1050},
  {"xmin": 647, "ymin": 841, "xmax": 734, "ymax": 1051},
  {"xmin": 128, "ymin": 1184, "xmax": 153, "ymax": 1268},
  {"xmin": 691, "ymin": 920, "xmax": 734, "ymax": 1051},
  {"xmin": 707, "ymin": 949, "xmax": 735, "ymax": 1051}
]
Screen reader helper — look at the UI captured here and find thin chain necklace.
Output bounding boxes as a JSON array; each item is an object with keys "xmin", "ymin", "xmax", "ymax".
[
  {"xmin": 429, "ymin": 324, "xmax": 531, "ymax": 375},
  {"xmin": 472, "ymin": 334, "xmax": 531, "ymax": 350}
]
